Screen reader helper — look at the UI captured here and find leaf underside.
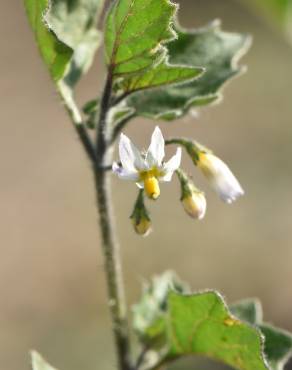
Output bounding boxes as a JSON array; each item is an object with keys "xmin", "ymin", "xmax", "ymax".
[
  {"xmin": 231, "ymin": 299, "xmax": 292, "ymax": 370},
  {"xmin": 125, "ymin": 20, "xmax": 251, "ymax": 120},
  {"xmin": 24, "ymin": 0, "xmax": 73, "ymax": 82},
  {"xmin": 24, "ymin": 0, "xmax": 103, "ymax": 124},
  {"xmin": 45, "ymin": 0, "xmax": 102, "ymax": 88}
]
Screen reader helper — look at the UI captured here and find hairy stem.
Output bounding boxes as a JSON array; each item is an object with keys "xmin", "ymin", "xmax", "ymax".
[
  {"xmin": 95, "ymin": 70, "xmax": 132, "ymax": 370},
  {"xmin": 75, "ymin": 125, "xmax": 97, "ymax": 164},
  {"xmin": 94, "ymin": 168, "xmax": 131, "ymax": 370}
]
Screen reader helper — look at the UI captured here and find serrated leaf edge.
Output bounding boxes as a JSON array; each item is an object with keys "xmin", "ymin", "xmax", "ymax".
[
  {"xmin": 127, "ymin": 19, "xmax": 252, "ymax": 120},
  {"xmin": 104, "ymin": 0, "xmax": 180, "ymax": 75},
  {"xmin": 260, "ymin": 323, "xmax": 292, "ymax": 370},
  {"xmin": 232, "ymin": 297, "xmax": 264, "ymax": 324}
]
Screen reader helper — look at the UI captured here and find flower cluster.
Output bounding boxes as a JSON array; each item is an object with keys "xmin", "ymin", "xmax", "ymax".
[{"xmin": 113, "ymin": 127, "xmax": 244, "ymax": 235}]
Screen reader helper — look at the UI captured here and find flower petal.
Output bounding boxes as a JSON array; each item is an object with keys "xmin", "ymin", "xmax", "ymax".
[
  {"xmin": 112, "ymin": 162, "xmax": 139, "ymax": 181},
  {"xmin": 119, "ymin": 133, "xmax": 146, "ymax": 172},
  {"xmin": 198, "ymin": 153, "xmax": 244, "ymax": 203},
  {"xmin": 164, "ymin": 147, "xmax": 182, "ymax": 172},
  {"xmin": 146, "ymin": 126, "xmax": 165, "ymax": 167},
  {"xmin": 160, "ymin": 148, "xmax": 182, "ymax": 182}
]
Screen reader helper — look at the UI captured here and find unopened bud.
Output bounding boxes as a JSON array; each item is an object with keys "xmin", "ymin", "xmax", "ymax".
[
  {"xmin": 130, "ymin": 190, "xmax": 152, "ymax": 236},
  {"xmin": 182, "ymin": 192, "xmax": 206, "ymax": 220},
  {"xmin": 177, "ymin": 169, "xmax": 206, "ymax": 220},
  {"xmin": 132, "ymin": 216, "xmax": 152, "ymax": 236},
  {"xmin": 197, "ymin": 152, "xmax": 244, "ymax": 204},
  {"xmin": 180, "ymin": 140, "xmax": 244, "ymax": 204}
]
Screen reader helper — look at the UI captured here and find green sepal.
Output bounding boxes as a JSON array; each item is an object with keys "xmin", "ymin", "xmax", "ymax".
[
  {"xmin": 130, "ymin": 190, "xmax": 151, "ymax": 225},
  {"xmin": 176, "ymin": 168, "xmax": 201, "ymax": 200},
  {"xmin": 166, "ymin": 138, "xmax": 211, "ymax": 165}
]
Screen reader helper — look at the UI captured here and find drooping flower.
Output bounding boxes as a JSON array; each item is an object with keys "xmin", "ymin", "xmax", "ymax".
[
  {"xmin": 177, "ymin": 169, "xmax": 206, "ymax": 220},
  {"xmin": 182, "ymin": 140, "xmax": 244, "ymax": 204},
  {"xmin": 197, "ymin": 152, "xmax": 244, "ymax": 204},
  {"xmin": 113, "ymin": 127, "xmax": 182, "ymax": 200}
]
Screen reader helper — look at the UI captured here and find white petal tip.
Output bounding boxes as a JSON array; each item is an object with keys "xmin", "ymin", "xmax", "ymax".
[{"xmin": 221, "ymin": 189, "xmax": 244, "ymax": 204}]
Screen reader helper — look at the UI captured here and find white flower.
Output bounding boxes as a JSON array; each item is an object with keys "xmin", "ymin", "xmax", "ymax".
[
  {"xmin": 113, "ymin": 127, "xmax": 182, "ymax": 200},
  {"xmin": 182, "ymin": 191, "xmax": 207, "ymax": 220},
  {"xmin": 197, "ymin": 152, "xmax": 244, "ymax": 204}
]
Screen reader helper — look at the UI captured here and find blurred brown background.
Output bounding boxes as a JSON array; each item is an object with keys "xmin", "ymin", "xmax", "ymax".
[{"xmin": 1, "ymin": 0, "xmax": 292, "ymax": 369}]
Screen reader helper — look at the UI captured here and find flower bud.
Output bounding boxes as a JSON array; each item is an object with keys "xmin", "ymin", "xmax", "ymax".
[
  {"xmin": 197, "ymin": 152, "xmax": 244, "ymax": 204},
  {"xmin": 182, "ymin": 192, "xmax": 207, "ymax": 220},
  {"xmin": 130, "ymin": 190, "xmax": 152, "ymax": 236},
  {"xmin": 177, "ymin": 169, "xmax": 206, "ymax": 220},
  {"xmin": 181, "ymin": 140, "xmax": 244, "ymax": 204},
  {"xmin": 131, "ymin": 216, "xmax": 152, "ymax": 236}
]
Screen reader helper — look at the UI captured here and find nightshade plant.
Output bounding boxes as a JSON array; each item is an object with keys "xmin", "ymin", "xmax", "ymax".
[{"xmin": 23, "ymin": 1, "xmax": 292, "ymax": 370}]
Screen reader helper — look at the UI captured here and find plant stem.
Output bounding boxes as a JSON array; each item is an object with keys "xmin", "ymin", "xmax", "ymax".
[
  {"xmin": 95, "ymin": 71, "xmax": 132, "ymax": 370},
  {"xmin": 111, "ymin": 112, "xmax": 136, "ymax": 144},
  {"xmin": 94, "ymin": 168, "xmax": 131, "ymax": 370},
  {"xmin": 75, "ymin": 125, "xmax": 97, "ymax": 164}
]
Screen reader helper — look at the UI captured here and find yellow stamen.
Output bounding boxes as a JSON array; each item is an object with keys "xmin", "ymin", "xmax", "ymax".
[{"xmin": 144, "ymin": 176, "xmax": 160, "ymax": 200}]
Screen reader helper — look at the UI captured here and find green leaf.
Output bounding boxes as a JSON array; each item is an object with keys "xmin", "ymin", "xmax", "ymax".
[
  {"xmin": 231, "ymin": 299, "xmax": 292, "ymax": 370},
  {"xmin": 31, "ymin": 351, "xmax": 58, "ymax": 370},
  {"xmin": 118, "ymin": 59, "xmax": 204, "ymax": 94},
  {"xmin": 230, "ymin": 298, "xmax": 263, "ymax": 325},
  {"xmin": 45, "ymin": 0, "xmax": 102, "ymax": 88},
  {"xmin": 24, "ymin": 0, "xmax": 103, "ymax": 124},
  {"xmin": 260, "ymin": 324, "xmax": 292, "ymax": 370},
  {"xmin": 24, "ymin": 0, "xmax": 72, "ymax": 82},
  {"xmin": 133, "ymin": 274, "xmax": 269, "ymax": 370},
  {"xmin": 126, "ymin": 20, "xmax": 251, "ymax": 120},
  {"xmin": 166, "ymin": 292, "xmax": 268, "ymax": 370},
  {"xmin": 104, "ymin": 0, "xmax": 177, "ymax": 77},
  {"xmin": 132, "ymin": 271, "xmax": 189, "ymax": 348}
]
